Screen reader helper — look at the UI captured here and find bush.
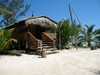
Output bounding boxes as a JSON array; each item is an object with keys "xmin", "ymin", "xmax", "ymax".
[{"xmin": 0, "ymin": 27, "xmax": 17, "ymax": 54}]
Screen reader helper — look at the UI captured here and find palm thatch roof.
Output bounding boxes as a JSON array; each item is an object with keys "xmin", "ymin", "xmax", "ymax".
[{"xmin": 5, "ymin": 16, "xmax": 58, "ymax": 29}]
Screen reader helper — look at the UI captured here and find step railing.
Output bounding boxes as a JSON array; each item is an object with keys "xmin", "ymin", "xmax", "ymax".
[
  {"xmin": 42, "ymin": 32, "xmax": 55, "ymax": 42},
  {"xmin": 42, "ymin": 32, "xmax": 56, "ymax": 48},
  {"xmin": 27, "ymin": 32, "xmax": 42, "ymax": 50}
]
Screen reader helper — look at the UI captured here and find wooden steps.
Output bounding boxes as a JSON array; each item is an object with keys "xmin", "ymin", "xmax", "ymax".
[{"xmin": 42, "ymin": 41, "xmax": 58, "ymax": 54}]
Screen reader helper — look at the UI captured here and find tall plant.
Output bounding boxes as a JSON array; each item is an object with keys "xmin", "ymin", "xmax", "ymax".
[
  {"xmin": 70, "ymin": 20, "xmax": 82, "ymax": 49},
  {"xmin": 0, "ymin": 0, "xmax": 30, "ymax": 27},
  {"xmin": 79, "ymin": 25, "xmax": 95, "ymax": 46},
  {"xmin": 57, "ymin": 19, "xmax": 71, "ymax": 49},
  {"xmin": 0, "ymin": 27, "xmax": 17, "ymax": 53}
]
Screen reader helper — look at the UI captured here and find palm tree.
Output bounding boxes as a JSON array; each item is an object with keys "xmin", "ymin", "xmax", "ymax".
[
  {"xmin": 70, "ymin": 20, "xmax": 82, "ymax": 49},
  {"xmin": 94, "ymin": 28, "xmax": 100, "ymax": 41},
  {"xmin": 57, "ymin": 19, "xmax": 71, "ymax": 49},
  {"xmin": 79, "ymin": 25, "xmax": 95, "ymax": 47},
  {"xmin": 0, "ymin": 27, "xmax": 17, "ymax": 54}
]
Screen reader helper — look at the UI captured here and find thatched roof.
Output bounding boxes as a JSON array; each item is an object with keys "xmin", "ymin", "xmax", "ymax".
[
  {"xmin": 25, "ymin": 16, "xmax": 57, "ymax": 29},
  {"xmin": 5, "ymin": 16, "xmax": 58, "ymax": 29}
]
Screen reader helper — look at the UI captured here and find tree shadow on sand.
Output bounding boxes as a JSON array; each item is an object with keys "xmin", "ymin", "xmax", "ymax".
[
  {"xmin": 94, "ymin": 70, "xmax": 100, "ymax": 75},
  {"xmin": 89, "ymin": 69, "xmax": 100, "ymax": 75}
]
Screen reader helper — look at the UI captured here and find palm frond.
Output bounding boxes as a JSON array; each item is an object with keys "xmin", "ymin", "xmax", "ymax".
[
  {"xmin": 94, "ymin": 28, "xmax": 100, "ymax": 35},
  {"xmin": 0, "ymin": 27, "xmax": 16, "ymax": 53},
  {"xmin": 3, "ymin": 38, "xmax": 17, "ymax": 51},
  {"xmin": 87, "ymin": 25, "xmax": 95, "ymax": 33},
  {"xmin": 85, "ymin": 24, "xmax": 88, "ymax": 29}
]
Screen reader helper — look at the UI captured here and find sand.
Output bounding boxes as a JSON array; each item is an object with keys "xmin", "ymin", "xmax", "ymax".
[{"xmin": 0, "ymin": 48, "xmax": 100, "ymax": 75}]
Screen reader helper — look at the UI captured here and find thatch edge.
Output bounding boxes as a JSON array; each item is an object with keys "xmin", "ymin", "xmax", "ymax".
[{"xmin": 5, "ymin": 16, "xmax": 58, "ymax": 29}]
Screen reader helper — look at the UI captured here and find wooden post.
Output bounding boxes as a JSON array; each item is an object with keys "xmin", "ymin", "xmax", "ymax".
[
  {"xmin": 26, "ymin": 24, "xmax": 29, "ymax": 50},
  {"xmin": 68, "ymin": 4, "xmax": 78, "ymax": 50}
]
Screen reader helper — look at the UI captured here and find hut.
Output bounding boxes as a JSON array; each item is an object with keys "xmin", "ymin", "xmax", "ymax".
[{"xmin": 5, "ymin": 16, "xmax": 58, "ymax": 52}]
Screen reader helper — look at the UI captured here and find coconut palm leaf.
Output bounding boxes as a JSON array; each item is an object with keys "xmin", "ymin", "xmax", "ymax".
[
  {"xmin": 94, "ymin": 28, "xmax": 100, "ymax": 41},
  {"xmin": 94, "ymin": 28, "xmax": 100, "ymax": 35},
  {"xmin": 0, "ymin": 27, "xmax": 17, "ymax": 53},
  {"xmin": 85, "ymin": 24, "xmax": 95, "ymax": 35},
  {"xmin": 81, "ymin": 24, "xmax": 95, "ymax": 46},
  {"xmin": 3, "ymin": 38, "xmax": 17, "ymax": 52}
]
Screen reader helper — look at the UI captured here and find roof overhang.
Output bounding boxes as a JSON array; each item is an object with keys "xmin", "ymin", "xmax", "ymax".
[{"xmin": 5, "ymin": 16, "xmax": 58, "ymax": 29}]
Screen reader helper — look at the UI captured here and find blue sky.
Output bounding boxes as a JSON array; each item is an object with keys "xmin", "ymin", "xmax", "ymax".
[{"xmin": 22, "ymin": 0, "xmax": 100, "ymax": 30}]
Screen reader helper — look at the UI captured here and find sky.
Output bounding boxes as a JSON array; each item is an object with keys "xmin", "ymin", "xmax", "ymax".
[{"xmin": 22, "ymin": 0, "xmax": 100, "ymax": 30}]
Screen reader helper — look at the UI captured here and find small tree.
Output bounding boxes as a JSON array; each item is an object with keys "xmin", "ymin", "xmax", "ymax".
[
  {"xmin": 57, "ymin": 19, "xmax": 71, "ymax": 49},
  {"xmin": 0, "ymin": 0, "xmax": 30, "ymax": 27},
  {"xmin": 0, "ymin": 27, "xmax": 17, "ymax": 54},
  {"xmin": 0, "ymin": 6, "xmax": 12, "ymax": 15},
  {"xmin": 79, "ymin": 25, "xmax": 95, "ymax": 47},
  {"xmin": 70, "ymin": 20, "xmax": 82, "ymax": 49}
]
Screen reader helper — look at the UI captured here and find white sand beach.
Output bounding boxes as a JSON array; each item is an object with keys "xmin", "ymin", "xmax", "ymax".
[{"xmin": 0, "ymin": 48, "xmax": 100, "ymax": 75}]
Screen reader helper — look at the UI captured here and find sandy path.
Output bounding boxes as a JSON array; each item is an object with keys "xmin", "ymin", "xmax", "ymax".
[{"xmin": 0, "ymin": 48, "xmax": 100, "ymax": 75}]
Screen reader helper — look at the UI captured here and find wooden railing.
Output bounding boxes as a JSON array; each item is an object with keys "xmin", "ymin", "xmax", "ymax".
[
  {"xmin": 27, "ymin": 32, "xmax": 42, "ymax": 50},
  {"xmin": 42, "ymin": 32, "xmax": 56, "ymax": 48},
  {"xmin": 42, "ymin": 32, "xmax": 55, "ymax": 42},
  {"xmin": 27, "ymin": 32, "xmax": 56, "ymax": 50},
  {"xmin": 28, "ymin": 32, "xmax": 38, "ymax": 42}
]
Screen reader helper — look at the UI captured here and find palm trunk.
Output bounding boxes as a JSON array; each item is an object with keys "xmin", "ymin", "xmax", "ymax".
[
  {"xmin": 88, "ymin": 41, "xmax": 91, "ymax": 47},
  {"xmin": 75, "ymin": 35, "xmax": 78, "ymax": 50}
]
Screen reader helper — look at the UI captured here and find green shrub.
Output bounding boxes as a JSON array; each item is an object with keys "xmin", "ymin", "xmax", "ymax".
[{"xmin": 0, "ymin": 27, "xmax": 17, "ymax": 54}]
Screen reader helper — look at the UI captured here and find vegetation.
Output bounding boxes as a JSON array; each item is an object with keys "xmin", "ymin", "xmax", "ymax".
[
  {"xmin": 0, "ymin": 0, "xmax": 99, "ymax": 53},
  {"xmin": 57, "ymin": 19, "xmax": 83, "ymax": 49},
  {"xmin": 57, "ymin": 18, "xmax": 100, "ymax": 49},
  {"xmin": 70, "ymin": 20, "xmax": 82, "ymax": 49},
  {"xmin": 0, "ymin": 27, "xmax": 17, "ymax": 54},
  {"xmin": 79, "ymin": 25, "xmax": 95, "ymax": 46},
  {"xmin": 57, "ymin": 19, "xmax": 71, "ymax": 49},
  {"xmin": 0, "ymin": 0, "xmax": 30, "ymax": 27},
  {"xmin": 94, "ymin": 28, "xmax": 100, "ymax": 41},
  {"xmin": 0, "ymin": 6, "xmax": 12, "ymax": 15}
]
